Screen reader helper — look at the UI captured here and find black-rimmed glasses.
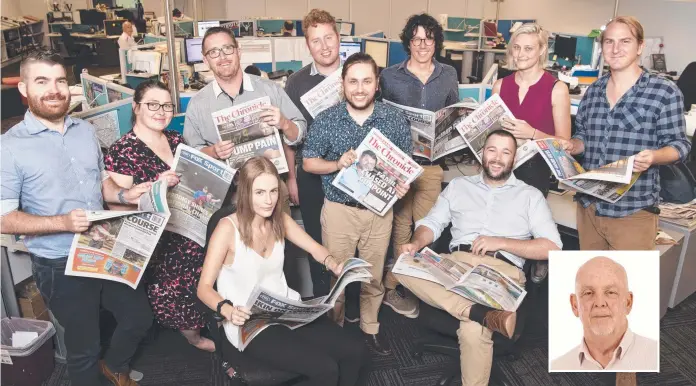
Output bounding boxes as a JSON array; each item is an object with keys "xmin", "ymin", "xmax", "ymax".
[
  {"xmin": 138, "ymin": 102, "xmax": 174, "ymax": 112},
  {"xmin": 205, "ymin": 45, "xmax": 237, "ymax": 58},
  {"xmin": 411, "ymin": 38, "xmax": 435, "ymax": 46}
]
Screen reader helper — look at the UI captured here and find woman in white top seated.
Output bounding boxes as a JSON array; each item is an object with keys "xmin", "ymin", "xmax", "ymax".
[
  {"xmin": 197, "ymin": 157, "xmax": 368, "ymax": 385},
  {"xmin": 117, "ymin": 21, "xmax": 137, "ymax": 49}
]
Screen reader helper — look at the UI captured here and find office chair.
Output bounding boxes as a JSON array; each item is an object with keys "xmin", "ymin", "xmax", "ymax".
[
  {"xmin": 58, "ymin": 27, "xmax": 92, "ymax": 80},
  {"xmin": 410, "ymin": 225, "xmax": 540, "ymax": 386},
  {"xmin": 677, "ymin": 61, "xmax": 696, "ymax": 112},
  {"xmin": 198, "ymin": 204, "xmax": 302, "ymax": 386}
]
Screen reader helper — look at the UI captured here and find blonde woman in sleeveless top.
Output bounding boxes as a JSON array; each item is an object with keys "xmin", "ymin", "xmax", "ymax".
[{"xmin": 197, "ymin": 157, "xmax": 368, "ymax": 385}]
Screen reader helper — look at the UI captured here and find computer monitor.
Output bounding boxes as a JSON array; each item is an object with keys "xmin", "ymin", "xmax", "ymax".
[
  {"xmin": 104, "ymin": 19, "xmax": 127, "ymax": 36},
  {"xmin": 554, "ymin": 35, "xmax": 577, "ymax": 61},
  {"xmin": 197, "ymin": 20, "xmax": 219, "ymax": 37},
  {"xmin": 339, "ymin": 42, "xmax": 361, "ymax": 62},
  {"xmin": 80, "ymin": 9, "xmax": 107, "ymax": 29},
  {"xmin": 364, "ymin": 40, "xmax": 388, "ymax": 68},
  {"xmin": 185, "ymin": 37, "xmax": 204, "ymax": 64}
]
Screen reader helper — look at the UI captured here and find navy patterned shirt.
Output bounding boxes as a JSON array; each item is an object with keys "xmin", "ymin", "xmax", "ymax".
[
  {"xmin": 573, "ymin": 70, "xmax": 690, "ymax": 218},
  {"xmin": 303, "ymin": 101, "xmax": 412, "ymax": 204}
]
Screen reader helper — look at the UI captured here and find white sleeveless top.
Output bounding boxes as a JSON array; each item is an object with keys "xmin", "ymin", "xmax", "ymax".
[{"xmin": 217, "ymin": 216, "xmax": 300, "ymax": 349}]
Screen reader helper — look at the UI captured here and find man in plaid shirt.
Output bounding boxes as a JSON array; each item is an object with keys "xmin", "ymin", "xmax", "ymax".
[{"xmin": 564, "ymin": 16, "xmax": 691, "ymax": 250}]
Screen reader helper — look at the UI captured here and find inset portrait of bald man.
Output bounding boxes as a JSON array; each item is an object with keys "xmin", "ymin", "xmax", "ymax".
[{"xmin": 551, "ymin": 256, "xmax": 658, "ymax": 372}]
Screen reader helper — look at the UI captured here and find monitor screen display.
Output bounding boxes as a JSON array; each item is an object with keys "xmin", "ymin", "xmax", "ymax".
[
  {"xmin": 554, "ymin": 35, "xmax": 577, "ymax": 61},
  {"xmin": 185, "ymin": 37, "xmax": 204, "ymax": 64},
  {"xmin": 339, "ymin": 42, "xmax": 361, "ymax": 62},
  {"xmin": 364, "ymin": 40, "xmax": 388, "ymax": 68},
  {"xmin": 197, "ymin": 20, "xmax": 219, "ymax": 37}
]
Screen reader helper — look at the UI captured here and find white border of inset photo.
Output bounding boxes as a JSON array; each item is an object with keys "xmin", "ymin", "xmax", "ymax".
[{"xmin": 548, "ymin": 250, "xmax": 660, "ymax": 373}]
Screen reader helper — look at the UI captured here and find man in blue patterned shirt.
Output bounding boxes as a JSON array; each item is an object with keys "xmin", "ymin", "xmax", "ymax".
[
  {"xmin": 303, "ymin": 53, "xmax": 412, "ymax": 355},
  {"xmin": 564, "ymin": 17, "xmax": 691, "ymax": 250}
]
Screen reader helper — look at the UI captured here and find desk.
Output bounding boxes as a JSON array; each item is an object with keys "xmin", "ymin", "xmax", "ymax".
[
  {"xmin": 659, "ymin": 220, "xmax": 696, "ymax": 308},
  {"xmin": 48, "ymin": 33, "xmax": 120, "ymax": 67}
]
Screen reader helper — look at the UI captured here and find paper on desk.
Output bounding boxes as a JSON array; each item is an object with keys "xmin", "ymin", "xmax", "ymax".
[{"xmin": 12, "ymin": 331, "xmax": 38, "ymax": 348}]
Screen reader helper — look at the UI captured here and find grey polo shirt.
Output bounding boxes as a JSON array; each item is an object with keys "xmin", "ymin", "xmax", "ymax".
[
  {"xmin": 379, "ymin": 58, "xmax": 459, "ymax": 111},
  {"xmin": 183, "ymin": 72, "xmax": 306, "ymax": 150}
]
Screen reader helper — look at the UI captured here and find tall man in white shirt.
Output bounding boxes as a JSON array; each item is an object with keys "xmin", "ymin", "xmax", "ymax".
[
  {"xmin": 117, "ymin": 21, "xmax": 137, "ymax": 49},
  {"xmin": 396, "ymin": 130, "xmax": 562, "ymax": 386}
]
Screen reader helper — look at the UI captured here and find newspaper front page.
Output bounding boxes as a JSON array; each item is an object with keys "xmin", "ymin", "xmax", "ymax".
[
  {"xmin": 165, "ymin": 145, "xmax": 236, "ymax": 246},
  {"xmin": 300, "ymin": 68, "xmax": 343, "ymax": 118},
  {"xmin": 392, "ymin": 248, "xmax": 526, "ymax": 312},
  {"xmin": 332, "ymin": 129, "xmax": 423, "ymax": 216},
  {"xmin": 237, "ymin": 258, "xmax": 372, "ymax": 350},
  {"xmin": 385, "ymin": 99, "xmax": 476, "ymax": 161},
  {"xmin": 534, "ymin": 138, "xmax": 640, "ymax": 203},
  {"xmin": 454, "ymin": 94, "xmax": 534, "ymax": 169},
  {"xmin": 65, "ymin": 180, "xmax": 170, "ymax": 289},
  {"xmin": 211, "ymin": 96, "xmax": 289, "ymax": 173}
]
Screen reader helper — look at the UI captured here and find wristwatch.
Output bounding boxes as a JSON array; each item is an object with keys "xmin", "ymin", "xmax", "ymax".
[
  {"xmin": 117, "ymin": 188, "xmax": 128, "ymax": 204},
  {"xmin": 216, "ymin": 299, "xmax": 233, "ymax": 316}
]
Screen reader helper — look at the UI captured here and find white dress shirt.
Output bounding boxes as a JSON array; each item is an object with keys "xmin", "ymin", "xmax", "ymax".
[
  {"xmin": 117, "ymin": 32, "xmax": 136, "ymax": 49},
  {"xmin": 415, "ymin": 173, "xmax": 563, "ymax": 268},
  {"xmin": 551, "ymin": 328, "xmax": 659, "ymax": 371}
]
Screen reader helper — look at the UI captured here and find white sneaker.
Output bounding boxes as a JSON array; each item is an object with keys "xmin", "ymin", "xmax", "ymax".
[{"xmin": 383, "ymin": 288, "xmax": 419, "ymax": 318}]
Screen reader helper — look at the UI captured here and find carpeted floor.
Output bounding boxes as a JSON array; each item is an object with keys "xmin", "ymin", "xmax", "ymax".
[{"xmin": 41, "ymin": 287, "xmax": 696, "ymax": 386}]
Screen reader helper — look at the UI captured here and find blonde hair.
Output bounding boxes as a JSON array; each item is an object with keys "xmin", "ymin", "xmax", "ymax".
[
  {"xmin": 302, "ymin": 9, "xmax": 338, "ymax": 37},
  {"xmin": 506, "ymin": 23, "xmax": 549, "ymax": 69},
  {"xmin": 601, "ymin": 16, "xmax": 644, "ymax": 44}
]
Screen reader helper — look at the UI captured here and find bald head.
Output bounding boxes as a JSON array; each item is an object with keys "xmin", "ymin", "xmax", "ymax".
[{"xmin": 575, "ymin": 256, "xmax": 629, "ymax": 294}]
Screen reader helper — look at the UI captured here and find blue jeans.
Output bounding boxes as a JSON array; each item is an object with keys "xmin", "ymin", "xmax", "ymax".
[{"xmin": 31, "ymin": 255, "xmax": 153, "ymax": 386}]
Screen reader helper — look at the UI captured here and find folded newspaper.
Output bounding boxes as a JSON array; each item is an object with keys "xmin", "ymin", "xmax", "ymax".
[
  {"xmin": 454, "ymin": 94, "xmax": 537, "ymax": 170},
  {"xmin": 332, "ymin": 128, "xmax": 424, "ymax": 216},
  {"xmin": 237, "ymin": 258, "xmax": 372, "ymax": 351},
  {"xmin": 300, "ymin": 68, "xmax": 343, "ymax": 118},
  {"xmin": 659, "ymin": 199, "xmax": 696, "ymax": 227},
  {"xmin": 164, "ymin": 145, "xmax": 236, "ymax": 246},
  {"xmin": 532, "ymin": 138, "xmax": 640, "ymax": 203},
  {"xmin": 385, "ymin": 98, "xmax": 477, "ymax": 161},
  {"xmin": 212, "ymin": 96, "xmax": 289, "ymax": 173},
  {"xmin": 392, "ymin": 248, "xmax": 526, "ymax": 312},
  {"xmin": 65, "ymin": 146, "xmax": 236, "ymax": 288}
]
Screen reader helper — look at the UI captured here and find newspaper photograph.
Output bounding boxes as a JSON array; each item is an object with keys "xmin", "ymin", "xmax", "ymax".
[
  {"xmin": 211, "ymin": 96, "xmax": 289, "ymax": 173},
  {"xmin": 165, "ymin": 145, "xmax": 235, "ymax": 246},
  {"xmin": 454, "ymin": 94, "xmax": 532, "ymax": 169},
  {"xmin": 385, "ymin": 99, "xmax": 477, "ymax": 161},
  {"xmin": 65, "ymin": 181, "xmax": 170, "ymax": 289},
  {"xmin": 392, "ymin": 248, "xmax": 526, "ymax": 312},
  {"xmin": 332, "ymin": 128, "xmax": 423, "ymax": 216},
  {"xmin": 300, "ymin": 68, "xmax": 343, "ymax": 118},
  {"xmin": 236, "ymin": 258, "xmax": 372, "ymax": 351}
]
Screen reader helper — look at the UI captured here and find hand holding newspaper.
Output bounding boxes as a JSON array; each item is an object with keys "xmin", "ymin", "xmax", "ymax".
[
  {"xmin": 392, "ymin": 248, "xmax": 526, "ymax": 312},
  {"xmin": 385, "ymin": 98, "xmax": 477, "ymax": 161},
  {"xmin": 332, "ymin": 128, "xmax": 423, "ymax": 216},
  {"xmin": 236, "ymin": 258, "xmax": 372, "ymax": 351},
  {"xmin": 300, "ymin": 68, "xmax": 343, "ymax": 118},
  {"xmin": 211, "ymin": 96, "xmax": 289, "ymax": 173}
]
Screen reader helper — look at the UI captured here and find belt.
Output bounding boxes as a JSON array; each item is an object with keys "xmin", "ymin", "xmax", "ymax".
[
  {"xmin": 340, "ymin": 201, "xmax": 368, "ymax": 210},
  {"xmin": 413, "ymin": 156, "xmax": 441, "ymax": 167},
  {"xmin": 450, "ymin": 244, "xmax": 516, "ymax": 267}
]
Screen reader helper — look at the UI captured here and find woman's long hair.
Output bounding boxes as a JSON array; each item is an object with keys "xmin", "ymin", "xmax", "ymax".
[{"xmin": 235, "ymin": 157, "xmax": 285, "ymax": 248}]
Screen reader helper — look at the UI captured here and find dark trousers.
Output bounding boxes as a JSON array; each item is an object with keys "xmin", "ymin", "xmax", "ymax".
[
  {"xmin": 31, "ymin": 255, "xmax": 153, "ymax": 386},
  {"xmin": 230, "ymin": 316, "xmax": 368, "ymax": 386},
  {"xmin": 514, "ymin": 153, "xmax": 551, "ymax": 198},
  {"xmin": 297, "ymin": 164, "xmax": 331, "ymax": 297}
]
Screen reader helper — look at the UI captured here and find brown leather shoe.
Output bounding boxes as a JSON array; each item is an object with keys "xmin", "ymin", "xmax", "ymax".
[
  {"xmin": 100, "ymin": 360, "xmax": 139, "ymax": 386},
  {"xmin": 468, "ymin": 304, "xmax": 517, "ymax": 339}
]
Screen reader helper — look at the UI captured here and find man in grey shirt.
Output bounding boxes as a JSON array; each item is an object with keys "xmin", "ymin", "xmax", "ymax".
[
  {"xmin": 395, "ymin": 130, "xmax": 562, "ymax": 386},
  {"xmin": 183, "ymin": 27, "xmax": 306, "ymax": 213}
]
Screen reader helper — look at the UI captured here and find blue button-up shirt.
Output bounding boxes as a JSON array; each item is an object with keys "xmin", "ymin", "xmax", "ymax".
[
  {"xmin": 573, "ymin": 70, "xmax": 691, "ymax": 218},
  {"xmin": 303, "ymin": 101, "xmax": 412, "ymax": 204},
  {"xmin": 379, "ymin": 59, "xmax": 459, "ymax": 111},
  {"xmin": 1, "ymin": 111, "xmax": 105, "ymax": 259}
]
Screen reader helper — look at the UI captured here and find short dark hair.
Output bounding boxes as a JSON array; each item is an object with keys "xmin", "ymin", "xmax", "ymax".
[
  {"xmin": 485, "ymin": 129, "xmax": 517, "ymax": 154},
  {"xmin": 399, "ymin": 13, "xmax": 444, "ymax": 57},
  {"xmin": 202, "ymin": 27, "xmax": 237, "ymax": 54},
  {"xmin": 131, "ymin": 79, "xmax": 169, "ymax": 126},
  {"xmin": 172, "ymin": 8, "xmax": 182, "ymax": 18},
  {"xmin": 20, "ymin": 49, "xmax": 64, "ymax": 80},
  {"xmin": 360, "ymin": 150, "xmax": 377, "ymax": 161},
  {"xmin": 244, "ymin": 65, "xmax": 262, "ymax": 76},
  {"xmin": 341, "ymin": 52, "xmax": 379, "ymax": 80}
]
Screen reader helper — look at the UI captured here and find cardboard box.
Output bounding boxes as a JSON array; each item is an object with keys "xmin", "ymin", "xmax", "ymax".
[{"xmin": 15, "ymin": 280, "xmax": 49, "ymax": 322}]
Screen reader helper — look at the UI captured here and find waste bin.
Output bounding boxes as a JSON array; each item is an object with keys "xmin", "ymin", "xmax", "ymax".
[{"xmin": 1, "ymin": 317, "xmax": 56, "ymax": 386}]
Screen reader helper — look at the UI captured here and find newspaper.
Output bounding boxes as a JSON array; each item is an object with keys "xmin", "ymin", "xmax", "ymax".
[
  {"xmin": 164, "ymin": 145, "xmax": 236, "ymax": 246},
  {"xmin": 533, "ymin": 138, "xmax": 640, "ymax": 203},
  {"xmin": 211, "ymin": 96, "xmax": 289, "ymax": 173},
  {"xmin": 385, "ymin": 99, "xmax": 477, "ymax": 161},
  {"xmin": 300, "ymin": 68, "xmax": 343, "ymax": 118},
  {"xmin": 237, "ymin": 258, "xmax": 372, "ymax": 350},
  {"xmin": 659, "ymin": 199, "xmax": 696, "ymax": 227},
  {"xmin": 454, "ymin": 94, "xmax": 535, "ymax": 170},
  {"xmin": 65, "ymin": 180, "xmax": 170, "ymax": 289},
  {"xmin": 332, "ymin": 128, "xmax": 423, "ymax": 216},
  {"xmin": 392, "ymin": 248, "xmax": 526, "ymax": 312}
]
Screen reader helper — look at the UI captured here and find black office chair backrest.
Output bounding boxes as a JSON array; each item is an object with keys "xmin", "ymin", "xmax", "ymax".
[
  {"xmin": 677, "ymin": 62, "xmax": 696, "ymax": 112},
  {"xmin": 59, "ymin": 27, "xmax": 79, "ymax": 54}
]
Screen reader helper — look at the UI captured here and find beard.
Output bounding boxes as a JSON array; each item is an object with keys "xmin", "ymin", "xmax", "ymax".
[
  {"xmin": 213, "ymin": 59, "xmax": 239, "ymax": 80},
  {"xmin": 588, "ymin": 317, "xmax": 616, "ymax": 336},
  {"xmin": 28, "ymin": 91, "xmax": 70, "ymax": 121},
  {"xmin": 346, "ymin": 93, "xmax": 375, "ymax": 111},
  {"xmin": 482, "ymin": 158, "xmax": 513, "ymax": 181}
]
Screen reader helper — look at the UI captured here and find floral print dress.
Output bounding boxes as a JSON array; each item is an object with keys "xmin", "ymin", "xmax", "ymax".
[{"xmin": 104, "ymin": 130, "xmax": 205, "ymax": 330}]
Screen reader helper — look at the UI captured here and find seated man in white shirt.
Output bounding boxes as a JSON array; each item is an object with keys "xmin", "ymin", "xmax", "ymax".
[
  {"xmin": 550, "ymin": 256, "xmax": 658, "ymax": 372},
  {"xmin": 117, "ymin": 21, "xmax": 137, "ymax": 49},
  {"xmin": 395, "ymin": 129, "xmax": 563, "ymax": 386}
]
